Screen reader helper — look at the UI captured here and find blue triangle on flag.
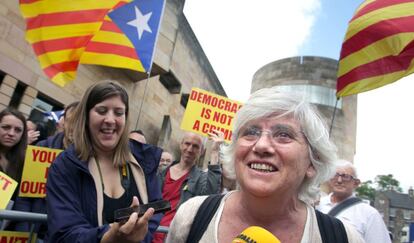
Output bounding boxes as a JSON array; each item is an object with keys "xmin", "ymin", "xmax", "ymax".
[{"xmin": 109, "ymin": 0, "xmax": 165, "ymax": 73}]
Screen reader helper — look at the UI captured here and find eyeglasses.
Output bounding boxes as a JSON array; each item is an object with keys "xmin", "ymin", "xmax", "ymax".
[
  {"xmin": 332, "ymin": 173, "xmax": 355, "ymax": 182},
  {"xmin": 238, "ymin": 125, "xmax": 307, "ymax": 146}
]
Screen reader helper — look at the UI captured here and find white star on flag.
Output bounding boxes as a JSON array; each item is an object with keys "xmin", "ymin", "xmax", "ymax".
[{"xmin": 127, "ymin": 6, "xmax": 152, "ymax": 40}]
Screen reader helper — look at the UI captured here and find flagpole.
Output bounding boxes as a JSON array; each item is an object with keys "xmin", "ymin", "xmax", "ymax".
[
  {"xmin": 133, "ymin": 0, "xmax": 166, "ymax": 130},
  {"xmin": 135, "ymin": 72, "xmax": 151, "ymax": 129},
  {"xmin": 329, "ymin": 98, "xmax": 339, "ymax": 137}
]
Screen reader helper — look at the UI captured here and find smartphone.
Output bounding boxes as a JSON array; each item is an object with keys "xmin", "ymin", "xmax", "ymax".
[{"xmin": 114, "ymin": 200, "xmax": 171, "ymax": 223}]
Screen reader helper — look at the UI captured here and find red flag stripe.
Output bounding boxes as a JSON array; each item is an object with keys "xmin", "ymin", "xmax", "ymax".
[
  {"xmin": 99, "ymin": 20, "xmax": 123, "ymax": 33},
  {"xmin": 351, "ymin": 0, "xmax": 414, "ymax": 21},
  {"xmin": 341, "ymin": 15, "xmax": 414, "ymax": 59},
  {"xmin": 337, "ymin": 40, "xmax": 414, "ymax": 91},
  {"xmin": 26, "ymin": 9, "xmax": 109, "ymax": 30},
  {"xmin": 85, "ymin": 42, "xmax": 138, "ymax": 59},
  {"xmin": 43, "ymin": 61, "xmax": 79, "ymax": 79},
  {"xmin": 32, "ymin": 36, "xmax": 93, "ymax": 55},
  {"xmin": 19, "ymin": 0, "xmax": 39, "ymax": 4}
]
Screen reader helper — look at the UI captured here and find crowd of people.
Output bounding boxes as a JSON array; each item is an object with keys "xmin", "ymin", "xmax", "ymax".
[{"xmin": 0, "ymin": 81, "xmax": 391, "ymax": 243}]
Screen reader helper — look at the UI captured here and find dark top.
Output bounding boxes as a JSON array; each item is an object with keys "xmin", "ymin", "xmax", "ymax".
[{"xmin": 102, "ymin": 165, "xmax": 141, "ymax": 224}]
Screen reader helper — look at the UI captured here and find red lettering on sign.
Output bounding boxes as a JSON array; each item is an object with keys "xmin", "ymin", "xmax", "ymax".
[
  {"xmin": 0, "ymin": 175, "xmax": 12, "ymax": 190},
  {"xmin": 190, "ymin": 90, "xmax": 242, "ymax": 113},
  {"xmin": 32, "ymin": 150, "xmax": 57, "ymax": 163},
  {"xmin": 192, "ymin": 120, "xmax": 200, "ymax": 131},
  {"xmin": 20, "ymin": 181, "xmax": 46, "ymax": 195},
  {"xmin": 190, "ymin": 90, "xmax": 198, "ymax": 100},
  {"xmin": 32, "ymin": 149, "xmax": 40, "ymax": 162},
  {"xmin": 201, "ymin": 123, "xmax": 232, "ymax": 140},
  {"xmin": 44, "ymin": 167, "xmax": 49, "ymax": 179},
  {"xmin": 212, "ymin": 111, "xmax": 234, "ymax": 126},
  {"xmin": 0, "ymin": 236, "xmax": 28, "ymax": 243}
]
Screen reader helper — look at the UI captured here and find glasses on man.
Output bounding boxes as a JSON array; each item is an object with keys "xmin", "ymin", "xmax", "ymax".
[
  {"xmin": 238, "ymin": 125, "xmax": 307, "ymax": 146},
  {"xmin": 332, "ymin": 173, "xmax": 355, "ymax": 182}
]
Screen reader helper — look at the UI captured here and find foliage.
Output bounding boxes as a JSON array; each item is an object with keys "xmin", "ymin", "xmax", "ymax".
[
  {"xmin": 356, "ymin": 174, "xmax": 402, "ymax": 201},
  {"xmin": 355, "ymin": 180, "xmax": 375, "ymax": 201},
  {"xmin": 375, "ymin": 174, "xmax": 402, "ymax": 192}
]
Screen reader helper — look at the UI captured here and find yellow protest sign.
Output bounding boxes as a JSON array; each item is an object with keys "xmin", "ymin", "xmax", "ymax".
[
  {"xmin": 19, "ymin": 145, "xmax": 63, "ymax": 198},
  {"xmin": 0, "ymin": 172, "xmax": 17, "ymax": 209},
  {"xmin": 180, "ymin": 88, "xmax": 243, "ymax": 142},
  {"xmin": 0, "ymin": 231, "xmax": 37, "ymax": 243}
]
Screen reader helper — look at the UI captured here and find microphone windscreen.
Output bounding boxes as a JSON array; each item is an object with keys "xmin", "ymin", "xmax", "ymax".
[{"xmin": 232, "ymin": 226, "xmax": 281, "ymax": 243}]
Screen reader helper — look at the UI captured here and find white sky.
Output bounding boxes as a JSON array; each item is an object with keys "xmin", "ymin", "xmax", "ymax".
[{"xmin": 183, "ymin": 0, "xmax": 413, "ymax": 191}]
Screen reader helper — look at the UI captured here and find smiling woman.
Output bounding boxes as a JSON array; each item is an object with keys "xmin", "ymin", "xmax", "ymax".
[
  {"xmin": 166, "ymin": 87, "xmax": 365, "ymax": 243},
  {"xmin": 46, "ymin": 81, "xmax": 163, "ymax": 243}
]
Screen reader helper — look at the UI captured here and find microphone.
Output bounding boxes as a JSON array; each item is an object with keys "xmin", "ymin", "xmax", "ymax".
[{"xmin": 232, "ymin": 226, "xmax": 281, "ymax": 243}]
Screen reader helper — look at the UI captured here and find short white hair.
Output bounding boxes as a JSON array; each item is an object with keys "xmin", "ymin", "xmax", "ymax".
[
  {"xmin": 335, "ymin": 159, "xmax": 358, "ymax": 178},
  {"xmin": 221, "ymin": 87, "xmax": 338, "ymax": 204}
]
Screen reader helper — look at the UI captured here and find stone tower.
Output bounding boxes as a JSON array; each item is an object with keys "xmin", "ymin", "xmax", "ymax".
[{"xmin": 251, "ymin": 56, "xmax": 357, "ymax": 162}]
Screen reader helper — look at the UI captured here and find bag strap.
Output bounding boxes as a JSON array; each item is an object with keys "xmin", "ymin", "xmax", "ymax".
[
  {"xmin": 186, "ymin": 194, "xmax": 224, "ymax": 243},
  {"xmin": 316, "ymin": 210, "xmax": 349, "ymax": 243},
  {"xmin": 327, "ymin": 197, "xmax": 362, "ymax": 217}
]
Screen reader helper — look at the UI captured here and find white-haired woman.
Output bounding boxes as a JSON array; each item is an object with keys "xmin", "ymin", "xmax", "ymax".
[{"xmin": 166, "ymin": 88, "xmax": 364, "ymax": 243}]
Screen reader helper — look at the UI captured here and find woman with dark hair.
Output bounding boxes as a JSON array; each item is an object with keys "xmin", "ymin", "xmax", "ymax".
[
  {"xmin": 0, "ymin": 108, "xmax": 27, "ymax": 198},
  {"xmin": 13, "ymin": 101, "xmax": 79, "ymax": 241},
  {"xmin": 46, "ymin": 81, "xmax": 162, "ymax": 243}
]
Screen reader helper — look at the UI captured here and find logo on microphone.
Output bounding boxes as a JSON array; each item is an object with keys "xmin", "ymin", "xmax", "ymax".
[{"xmin": 232, "ymin": 226, "xmax": 281, "ymax": 243}]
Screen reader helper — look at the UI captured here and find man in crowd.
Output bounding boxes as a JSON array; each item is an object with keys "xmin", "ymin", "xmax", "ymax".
[
  {"xmin": 129, "ymin": 129, "xmax": 147, "ymax": 144},
  {"xmin": 152, "ymin": 131, "xmax": 222, "ymax": 243},
  {"xmin": 158, "ymin": 151, "xmax": 173, "ymax": 173},
  {"xmin": 317, "ymin": 160, "xmax": 391, "ymax": 243}
]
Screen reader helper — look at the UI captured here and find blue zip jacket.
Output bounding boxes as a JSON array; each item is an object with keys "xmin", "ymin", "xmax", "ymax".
[
  {"xmin": 46, "ymin": 140, "xmax": 162, "ymax": 243},
  {"xmin": 13, "ymin": 132, "xmax": 65, "ymax": 239}
]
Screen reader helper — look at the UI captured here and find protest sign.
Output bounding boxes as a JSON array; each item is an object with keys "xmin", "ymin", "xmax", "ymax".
[
  {"xmin": 0, "ymin": 231, "xmax": 36, "ymax": 243},
  {"xmin": 0, "ymin": 172, "xmax": 17, "ymax": 209},
  {"xmin": 19, "ymin": 145, "xmax": 63, "ymax": 198},
  {"xmin": 180, "ymin": 88, "xmax": 242, "ymax": 142}
]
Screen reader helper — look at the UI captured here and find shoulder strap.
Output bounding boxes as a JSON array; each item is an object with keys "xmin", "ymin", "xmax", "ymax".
[
  {"xmin": 327, "ymin": 197, "xmax": 362, "ymax": 217},
  {"xmin": 316, "ymin": 210, "xmax": 349, "ymax": 243},
  {"xmin": 186, "ymin": 194, "xmax": 224, "ymax": 243}
]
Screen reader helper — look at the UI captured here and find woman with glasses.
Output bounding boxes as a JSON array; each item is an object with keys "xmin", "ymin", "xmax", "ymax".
[
  {"xmin": 166, "ymin": 88, "xmax": 363, "ymax": 242},
  {"xmin": 46, "ymin": 81, "xmax": 162, "ymax": 243}
]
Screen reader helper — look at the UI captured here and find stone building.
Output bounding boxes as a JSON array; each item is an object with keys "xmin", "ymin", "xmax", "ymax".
[
  {"xmin": 375, "ymin": 189, "xmax": 414, "ymax": 242},
  {"xmin": 251, "ymin": 56, "xmax": 357, "ymax": 162},
  {"xmin": 0, "ymin": 0, "xmax": 225, "ymax": 161}
]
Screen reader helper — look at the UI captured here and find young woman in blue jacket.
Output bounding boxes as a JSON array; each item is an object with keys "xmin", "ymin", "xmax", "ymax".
[{"xmin": 46, "ymin": 81, "xmax": 162, "ymax": 243}]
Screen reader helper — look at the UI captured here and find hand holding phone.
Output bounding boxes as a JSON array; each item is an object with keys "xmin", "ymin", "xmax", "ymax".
[{"xmin": 114, "ymin": 200, "xmax": 171, "ymax": 223}]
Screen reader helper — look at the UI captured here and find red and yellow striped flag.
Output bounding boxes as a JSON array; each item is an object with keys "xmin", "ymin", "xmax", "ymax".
[
  {"xmin": 337, "ymin": 0, "xmax": 414, "ymax": 97},
  {"xmin": 19, "ymin": 0, "xmax": 146, "ymax": 86}
]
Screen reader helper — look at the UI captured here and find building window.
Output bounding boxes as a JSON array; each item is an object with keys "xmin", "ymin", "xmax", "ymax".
[
  {"xmin": 390, "ymin": 208, "xmax": 396, "ymax": 217},
  {"xmin": 9, "ymin": 82, "xmax": 27, "ymax": 109},
  {"xmin": 180, "ymin": 93, "xmax": 189, "ymax": 108},
  {"xmin": 159, "ymin": 71, "xmax": 182, "ymax": 94},
  {"xmin": 272, "ymin": 85, "xmax": 342, "ymax": 109},
  {"xmin": 29, "ymin": 92, "xmax": 64, "ymax": 137},
  {"xmin": 0, "ymin": 70, "xmax": 5, "ymax": 86},
  {"xmin": 403, "ymin": 210, "xmax": 411, "ymax": 220}
]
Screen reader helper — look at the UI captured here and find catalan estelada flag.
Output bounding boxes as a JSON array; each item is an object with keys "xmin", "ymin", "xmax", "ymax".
[
  {"xmin": 336, "ymin": 0, "xmax": 414, "ymax": 97},
  {"xmin": 19, "ymin": 0, "xmax": 165, "ymax": 86}
]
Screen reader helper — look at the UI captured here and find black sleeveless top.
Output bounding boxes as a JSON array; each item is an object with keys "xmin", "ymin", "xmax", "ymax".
[{"xmin": 102, "ymin": 164, "xmax": 142, "ymax": 223}]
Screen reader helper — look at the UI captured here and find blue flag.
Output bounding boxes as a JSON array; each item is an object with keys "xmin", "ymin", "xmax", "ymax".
[
  {"xmin": 44, "ymin": 110, "xmax": 64, "ymax": 123},
  {"xmin": 109, "ymin": 0, "xmax": 165, "ymax": 73}
]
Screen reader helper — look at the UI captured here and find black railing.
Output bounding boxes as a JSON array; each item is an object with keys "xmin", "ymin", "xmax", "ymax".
[{"xmin": 0, "ymin": 210, "xmax": 169, "ymax": 242}]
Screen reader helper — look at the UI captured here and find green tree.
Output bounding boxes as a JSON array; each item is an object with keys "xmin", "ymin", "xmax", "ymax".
[
  {"xmin": 356, "ymin": 180, "xmax": 376, "ymax": 201},
  {"xmin": 375, "ymin": 174, "xmax": 402, "ymax": 192}
]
